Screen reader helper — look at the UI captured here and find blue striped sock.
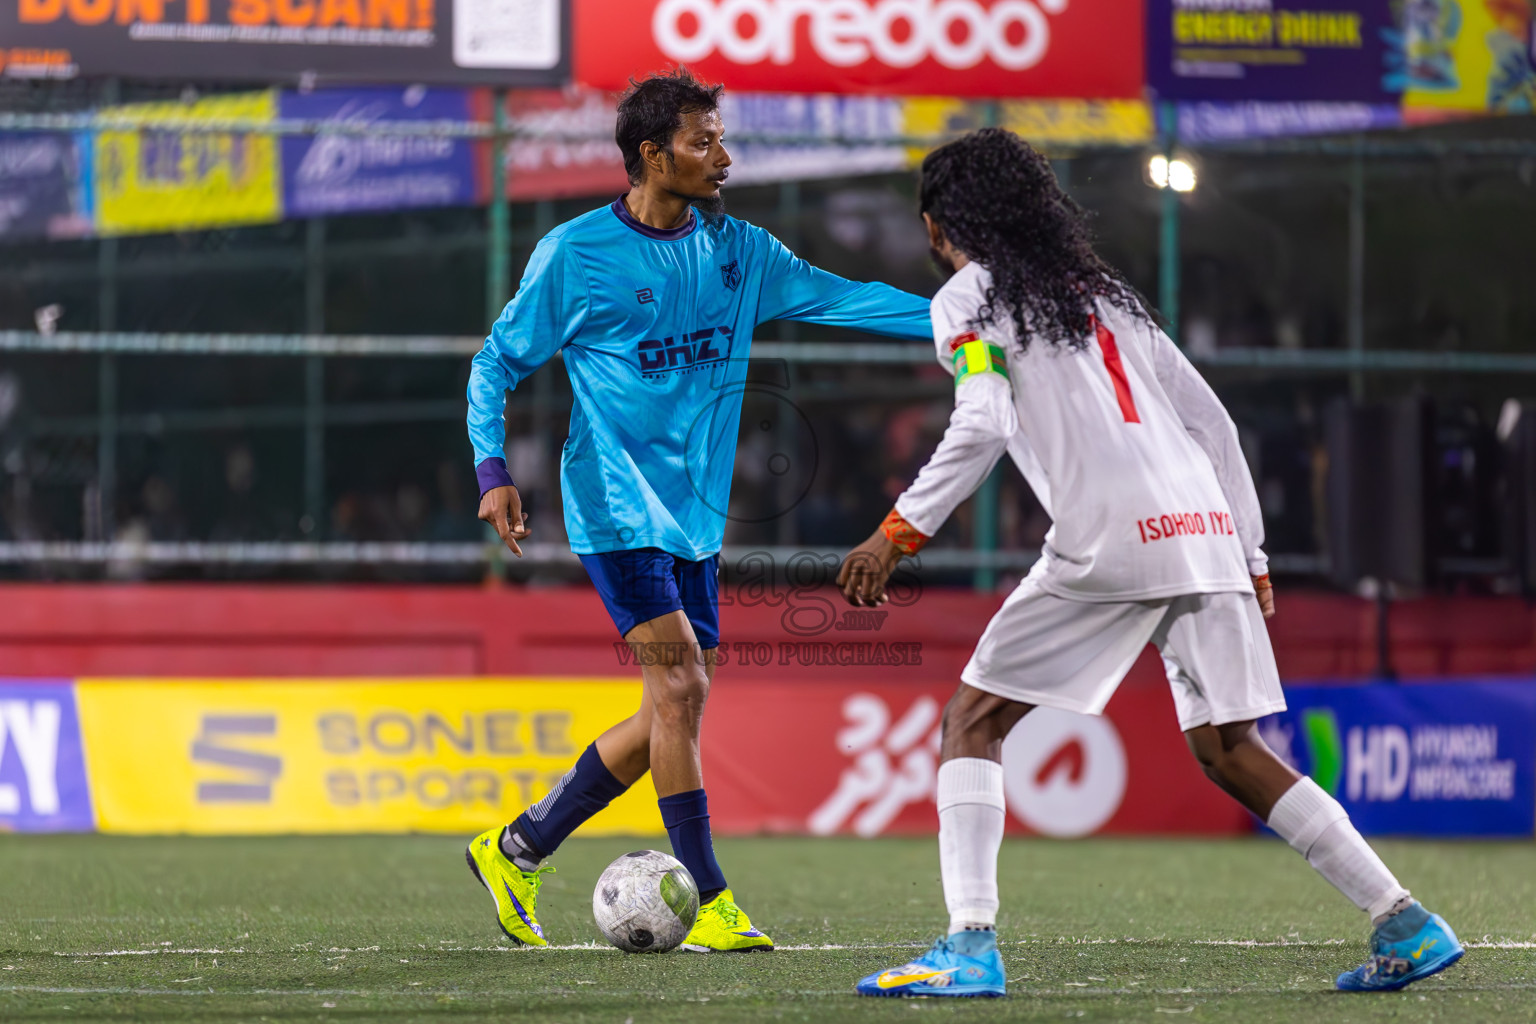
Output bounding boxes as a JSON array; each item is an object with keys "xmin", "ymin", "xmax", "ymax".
[{"xmin": 513, "ymin": 743, "xmax": 628, "ymax": 859}]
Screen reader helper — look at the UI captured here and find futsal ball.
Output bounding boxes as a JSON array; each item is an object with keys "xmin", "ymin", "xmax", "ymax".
[{"xmin": 592, "ymin": 850, "xmax": 699, "ymax": 953}]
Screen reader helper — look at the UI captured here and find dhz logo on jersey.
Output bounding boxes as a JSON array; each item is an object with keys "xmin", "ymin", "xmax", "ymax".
[
  {"xmin": 637, "ymin": 325, "xmax": 734, "ymax": 377},
  {"xmin": 720, "ymin": 260, "xmax": 741, "ymax": 292}
]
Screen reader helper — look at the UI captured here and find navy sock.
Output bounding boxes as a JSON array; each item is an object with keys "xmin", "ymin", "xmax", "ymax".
[
  {"xmin": 514, "ymin": 743, "xmax": 630, "ymax": 859},
  {"xmin": 657, "ymin": 788, "xmax": 728, "ymax": 900}
]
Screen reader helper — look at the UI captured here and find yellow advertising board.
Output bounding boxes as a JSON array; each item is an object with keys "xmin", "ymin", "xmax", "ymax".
[
  {"xmin": 903, "ymin": 97, "xmax": 1153, "ymax": 162},
  {"xmin": 74, "ymin": 679, "xmax": 662, "ymax": 835},
  {"xmin": 1404, "ymin": 0, "xmax": 1536, "ymax": 115},
  {"xmin": 94, "ymin": 91, "xmax": 281, "ymax": 236}
]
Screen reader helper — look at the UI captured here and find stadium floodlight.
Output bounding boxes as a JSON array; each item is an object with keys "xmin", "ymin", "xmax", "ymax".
[{"xmin": 1148, "ymin": 154, "xmax": 1197, "ymax": 193}]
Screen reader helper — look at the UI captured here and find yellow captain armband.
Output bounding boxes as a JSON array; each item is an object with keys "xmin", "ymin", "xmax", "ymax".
[{"xmin": 952, "ymin": 339, "xmax": 1009, "ymax": 388}]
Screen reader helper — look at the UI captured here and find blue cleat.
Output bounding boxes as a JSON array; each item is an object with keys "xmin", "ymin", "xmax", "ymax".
[
  {"xmin": 1336, "ymin": 903, "xmax": 1464, "ymax": 992},
  {"xmin": 855, "ymin": 933, "xmax": 1006, "ymax": 998}
]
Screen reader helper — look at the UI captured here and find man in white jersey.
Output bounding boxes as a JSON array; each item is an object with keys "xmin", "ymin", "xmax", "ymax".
[{"xmin": 839, "ymin": 129, "xmax": 1464, "ymax": 998}]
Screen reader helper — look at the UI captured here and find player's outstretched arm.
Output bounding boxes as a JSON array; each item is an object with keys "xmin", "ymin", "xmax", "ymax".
[{"xmin": 754, "ymin": 235, "xmax": 931, "ymax": 340}]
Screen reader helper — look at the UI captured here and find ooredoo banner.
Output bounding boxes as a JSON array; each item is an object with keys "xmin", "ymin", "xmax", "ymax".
[
  {"xmin": 573, "ymin": 0, "xmax": 1145, "ymax": 99},
  {"xmin": 0, "ymin": 0, "xmax": 567, "ymax": 85}
]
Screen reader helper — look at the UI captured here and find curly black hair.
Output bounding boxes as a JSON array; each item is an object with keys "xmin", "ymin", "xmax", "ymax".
[
  {"xmin": 615, "ymin": 67, "xmax": 725, "ymax": 186},
  {"xmin": 920, "ymin": 128, "xmax": 1153, "ymax": 352}
]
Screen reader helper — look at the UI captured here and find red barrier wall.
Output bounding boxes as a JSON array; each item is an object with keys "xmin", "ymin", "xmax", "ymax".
[
  {"xmin": 3, "ymin": 584, "xmax": 1530, "ymax": 837},
  {"xmin": 1, "ymin": 583, "xmax": 1533, "ymax": 681}
]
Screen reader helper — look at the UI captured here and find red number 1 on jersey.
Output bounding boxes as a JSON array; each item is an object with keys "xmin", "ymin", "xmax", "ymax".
[{"xmin": 1093, "ymin": 318, "xmax": 1141, "ymax": 424}]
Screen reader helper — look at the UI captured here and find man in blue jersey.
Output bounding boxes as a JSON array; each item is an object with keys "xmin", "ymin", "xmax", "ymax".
[{"xmin": 462, "ymin": 69, "xmax": 931, "ymax": 952}]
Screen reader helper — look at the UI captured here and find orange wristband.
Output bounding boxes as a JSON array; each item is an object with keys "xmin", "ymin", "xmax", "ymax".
[{"xmin": 880, "ymin": 508, "xmax": 930, "ymax": 556}]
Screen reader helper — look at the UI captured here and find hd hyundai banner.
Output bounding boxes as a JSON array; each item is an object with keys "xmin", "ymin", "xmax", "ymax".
[
  {"xmin": 573, "ymin": 0, "xmax": 1145, "ymax": 99},
  {"xmin": 0, "ymin": 0, "xmax": 567, "ymax": 84},
  {"xmin": 1258, "ymin": 680, "xmax": 1536, "ymax": 837}
]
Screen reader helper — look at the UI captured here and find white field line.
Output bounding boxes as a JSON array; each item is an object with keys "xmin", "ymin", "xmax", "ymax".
[
  {"xmin": 6, "ymin": 982, "xmax": 1536, "ymax": 999},
  {"xmin": 46, "ymin": 939, "xmax": 1536, "ymax": 957}
]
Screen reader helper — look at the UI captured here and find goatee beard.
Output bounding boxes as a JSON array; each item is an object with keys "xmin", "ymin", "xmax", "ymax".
[{"xmin": 692, "ymin": 193, "xmax": 726, "ymax": 226}]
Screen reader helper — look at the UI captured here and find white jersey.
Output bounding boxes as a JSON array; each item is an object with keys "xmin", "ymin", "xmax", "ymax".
[{"xmin": 895, "ymin": 262, "xmax": 1266, "ymax": 602}]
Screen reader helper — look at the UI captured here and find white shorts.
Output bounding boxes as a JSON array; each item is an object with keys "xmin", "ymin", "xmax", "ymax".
[{"xmin": 961, "ymin": 571, "xmax": 1286, "ymax": 731}]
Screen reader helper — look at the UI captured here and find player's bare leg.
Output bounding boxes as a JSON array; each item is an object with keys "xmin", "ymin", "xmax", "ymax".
[
  {"xmin": 620, "ymin": 612, "xmax": 770, "ymax": 951},
  {"xmin": 1183, "ymin": 719, "xmax": 1298, "ymax": 819},
  {"xmin": 1186, "ymin": 717, "xmax": 1464, "ymax": 990},
  {"xmin": 591, "ymin": 639, "xmax": 720, "ymax": 789},
  {"xmin": 940, "ymin": 684, "xmax": 1034, "ymax": 761},
  {"xmin": 621, "ymin": 611, "xmax": 713, "ymax": 798}
]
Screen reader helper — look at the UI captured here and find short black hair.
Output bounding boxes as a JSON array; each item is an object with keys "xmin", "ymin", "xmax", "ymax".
[{"xmin": 615, "ymin": 67, "xmax": 725, "ymax": 186}]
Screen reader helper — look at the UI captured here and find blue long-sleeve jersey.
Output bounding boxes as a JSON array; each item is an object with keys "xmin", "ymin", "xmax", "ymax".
[{"xmin": 467, "ymin": 197, "xmax": 931, "ymax": 560}]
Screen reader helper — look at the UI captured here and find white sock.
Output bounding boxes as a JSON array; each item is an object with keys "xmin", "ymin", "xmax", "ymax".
[
  {"xmin": 937, "ymin": 757, "xmax": 1006, "ymax": 934},
  {"xmin": 1267, "ymin": 777, "xmax": 1410, "ymax": 923}
]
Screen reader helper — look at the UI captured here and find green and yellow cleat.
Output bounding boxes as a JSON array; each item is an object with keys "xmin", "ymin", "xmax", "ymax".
[
  {"xmin": 680, "ymin": 889, "xmax": 774, "ymax": 952},
  {"xmin": 464, "ymin": 826, "xmax": 552, "ymax": 947}
]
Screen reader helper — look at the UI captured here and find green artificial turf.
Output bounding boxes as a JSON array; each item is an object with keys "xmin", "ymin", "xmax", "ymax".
[{"xmin": 2, "ymin": 834, "xmax": 1534, "ymax": 1022}]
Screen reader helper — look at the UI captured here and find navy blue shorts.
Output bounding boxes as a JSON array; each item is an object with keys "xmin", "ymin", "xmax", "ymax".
[{"xmin": 578, "ymin": 548, "xmax": 721, "ymax": 649}]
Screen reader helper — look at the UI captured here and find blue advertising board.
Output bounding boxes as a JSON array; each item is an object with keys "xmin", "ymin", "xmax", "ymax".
[
  {"xmin": 0, "ymin": 132, "xmax": 92, "ymax": 242},
  {"xmin": 0, "ymin": 680, "xmax": 94, "ymax": 832},
  {"xmin": 1259, "ymin": 680, "xmax": 1536, "ymax": 837},
  {"xmin": 1147, "ymin": 0, "xmax": 1402, "ymax": 103},
  {"xmin": 279, "ymin": 87, "xmax": 481, "ymax": 219},
  {"xmin": 1175, "ymin": 101, "xmax": 1401, "ymax": 142}
]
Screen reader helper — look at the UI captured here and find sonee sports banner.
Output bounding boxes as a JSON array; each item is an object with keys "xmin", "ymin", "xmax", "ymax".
[{"xmin": 0, "ymin": 0, "xmax": 567, "ymax": 84}]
